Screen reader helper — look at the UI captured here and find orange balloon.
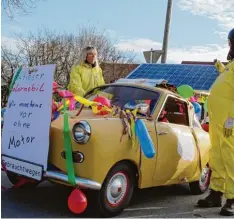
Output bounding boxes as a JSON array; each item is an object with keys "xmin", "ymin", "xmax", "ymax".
[{"xmin": 68, "ymin": 189, "xmax": 87, "ymax": 214}]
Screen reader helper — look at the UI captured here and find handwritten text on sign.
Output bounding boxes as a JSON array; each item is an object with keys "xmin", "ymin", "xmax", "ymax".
[{"xmin": 1, "ymin": 64, "xmax": 56, "ymax": 177}]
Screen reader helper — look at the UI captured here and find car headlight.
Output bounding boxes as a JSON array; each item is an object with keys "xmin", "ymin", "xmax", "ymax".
[{"xmin": 72, "ymin": 121, "xmax": 91, "ymax": 144}]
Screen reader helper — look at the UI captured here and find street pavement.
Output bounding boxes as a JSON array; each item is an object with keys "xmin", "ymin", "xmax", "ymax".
[{"xmin": 1, "ymin": 171, "xmax": 229, "ymax": 218}]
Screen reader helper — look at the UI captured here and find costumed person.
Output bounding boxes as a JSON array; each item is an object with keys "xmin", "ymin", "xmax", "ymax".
[
  {"xmin": 67, "ymin": 46, "xmax": 105, "ymax": 97},
  {"xmin": 197, "ymin": 28, "xmax": 234, "ymax": 216}
]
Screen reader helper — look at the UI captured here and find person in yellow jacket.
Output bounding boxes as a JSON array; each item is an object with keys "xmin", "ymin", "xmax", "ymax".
[
  {"xmin": 67, "ymin": 46, "xmax": 105, "ymax": 97},
  {"xmin": 197, "ymin": 28, "xmax": 234, "ymax": 216}
]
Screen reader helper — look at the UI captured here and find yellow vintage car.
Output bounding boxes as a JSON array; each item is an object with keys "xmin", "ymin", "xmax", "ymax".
[{"xmin": 5, "ymin": 82, "xmax": 211, "ymax": 217}]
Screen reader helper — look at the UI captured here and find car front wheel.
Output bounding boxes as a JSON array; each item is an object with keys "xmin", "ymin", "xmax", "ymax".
[
  {"xmin": 98, "ymin": 163, "xmax": 136, "ymax": 217},
  {"xmin": 189, "ymin": 165, "xmax": 211, "ymax": 195}
]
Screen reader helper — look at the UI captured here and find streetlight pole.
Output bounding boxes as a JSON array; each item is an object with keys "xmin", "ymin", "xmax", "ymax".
[{"xmin": 161, "ymin": 0, "xmax": 173, "ymax": 63}]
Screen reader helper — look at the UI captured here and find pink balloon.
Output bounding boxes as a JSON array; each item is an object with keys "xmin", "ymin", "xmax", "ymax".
[
  {"xmin": 69, "ymin": 98, "xmax": 76, "ymax": 110},
  {"xmin": 190, "ymin": 96, "xmax": 197, "ymax": 102}
]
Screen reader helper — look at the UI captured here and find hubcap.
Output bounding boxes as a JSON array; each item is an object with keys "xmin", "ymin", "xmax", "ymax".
[
  {"xmin": 199, "ymin": 166, "xmax": 210, "ymax": 188},
  {"xmin": 106, "ymin": 172, "xmax": 128, "ymax": 206}
]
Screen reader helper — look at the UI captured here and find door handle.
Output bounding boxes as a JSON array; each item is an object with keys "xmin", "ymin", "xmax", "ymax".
[{"xmin": 157, "ymin": 131, "xmax": 168, "ymax": 135}]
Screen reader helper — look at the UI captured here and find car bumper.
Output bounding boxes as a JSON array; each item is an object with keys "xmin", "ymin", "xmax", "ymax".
[{"xmin": 44, "ymin": 170, "xmax": 102, "ymax": 190}]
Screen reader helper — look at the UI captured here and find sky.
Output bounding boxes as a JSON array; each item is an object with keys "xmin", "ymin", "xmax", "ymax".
[{"xmin": 1, "ymin": 0, "xmax": 234, "ymax": 63}]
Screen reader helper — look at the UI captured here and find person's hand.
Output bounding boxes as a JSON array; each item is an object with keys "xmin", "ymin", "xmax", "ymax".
[{"xmin": 223, "ymin": 117, "xmax": 234, "ymax": 137}]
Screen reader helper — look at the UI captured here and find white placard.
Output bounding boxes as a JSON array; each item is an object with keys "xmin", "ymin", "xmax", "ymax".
[
  {"xmin": 115, "ymin": 78, "xmax": 168, "ymax": 87},
  {"xmin": 1, "ymin": 64, "xmax": 55, "ymax": 175}
]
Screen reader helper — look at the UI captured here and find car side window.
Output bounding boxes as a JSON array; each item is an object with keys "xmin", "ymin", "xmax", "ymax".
[{"xmin": 158, "ymin": 96, "xmax": 190, "ymax": 126}]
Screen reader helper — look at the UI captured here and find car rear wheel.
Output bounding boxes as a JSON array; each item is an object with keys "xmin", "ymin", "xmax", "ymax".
[
  {"xmin": 189, "ymin": 165, "xmax": 211, "ymax": 195},
  {"xmin": 7, "ymin": 172, "xmax": 40, "ymax": 189},
  {"xmin": 98, "ymin": 163, "xmax": 136, "ymax": 217}
]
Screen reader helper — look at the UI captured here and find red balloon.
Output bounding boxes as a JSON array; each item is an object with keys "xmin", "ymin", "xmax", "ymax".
[
  {"xmin": 201, "ymin": 123, "xmax": 209, "ymax": 132},
  {"xmin": 68, "ymin": 188, "xmax": 87, "ymax": 214},
  {"xmin": 93, "ymin": 96, "xmax": 111, "ymax": 115}
]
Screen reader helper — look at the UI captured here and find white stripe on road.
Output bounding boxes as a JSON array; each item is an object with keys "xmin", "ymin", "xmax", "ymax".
[
  {"xmin": 124, "ymin": 206, "xmax": 167, "ymax": 211},
  {"xmin": 131, "ymin": 211, "xmax": 194, "ymax": 218},
  {"xmin": 127, "ymin": 207, "xmax": 220, "ymax": 218}
]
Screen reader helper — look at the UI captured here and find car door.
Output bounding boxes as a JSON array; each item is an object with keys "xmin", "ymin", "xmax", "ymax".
[
  {"xmin": 152, "ymin": 95, "xmax": 199, "ymax": 186},
  {"xmin": 123, "ymin": 98, "xmax": 160, "ymax": 188}
]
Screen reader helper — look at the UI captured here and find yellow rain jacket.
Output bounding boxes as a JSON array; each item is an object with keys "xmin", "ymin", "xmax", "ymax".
[
  {"xmin": 208, "ymin": 60, "xmax": 234, "ymax": 199},
  {"xmin": 67, "ymin": 62, "xmax": 105, "ymax": 97}
]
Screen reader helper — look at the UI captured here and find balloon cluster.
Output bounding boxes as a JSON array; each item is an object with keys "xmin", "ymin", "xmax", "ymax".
[
  {"xmin": 51, "ymin": 82, "xmax": 112, "ymax": 121},
  {"xmin": 176, "ymin": 84, "xmax": 209, "ymax": 121}
]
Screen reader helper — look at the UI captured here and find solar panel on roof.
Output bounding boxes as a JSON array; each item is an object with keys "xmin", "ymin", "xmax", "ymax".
[{"xmin": 126, "ymin": 64, "xmax": 219, "ymax": 91}]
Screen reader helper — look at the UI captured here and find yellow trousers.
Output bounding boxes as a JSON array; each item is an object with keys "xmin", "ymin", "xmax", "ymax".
[{"xmin": 208, "ymin": 103, "xmax": 234, "ymax": 199}]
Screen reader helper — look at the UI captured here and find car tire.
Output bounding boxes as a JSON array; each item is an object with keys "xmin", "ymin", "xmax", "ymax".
[
  {"xmin": 7, "ymin": 172, "xmax": 40, "ymax": 189},
  {"xmin": 189, "ymin": 165, "xmax": 211, "ymax": 195},
  {"xmin": 98, "ymin": 163, "xmax": 137, "ymax": 217}
]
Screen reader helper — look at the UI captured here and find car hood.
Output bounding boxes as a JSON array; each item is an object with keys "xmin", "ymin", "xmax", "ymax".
[
  {"xmin": 50, "ymin": 108, "xmax": 119, "ymax": 132},
  {"xmin": 63, "ymin": 108, "xmax": 113, "ymax": 120}
]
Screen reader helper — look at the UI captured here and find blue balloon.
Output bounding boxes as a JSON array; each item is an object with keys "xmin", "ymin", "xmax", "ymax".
[
  {"xmin": 135, "ymin": 119, "xmax": 156, "ymax": 158},
  {"xmin": 192, "ymin": 102, "xmax": 201, "ymax": 114}
]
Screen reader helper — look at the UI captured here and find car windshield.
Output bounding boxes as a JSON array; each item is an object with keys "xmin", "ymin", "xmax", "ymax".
[{"xmin": 84, "ymin": 85, "xmax": 161, "ymax": 116}]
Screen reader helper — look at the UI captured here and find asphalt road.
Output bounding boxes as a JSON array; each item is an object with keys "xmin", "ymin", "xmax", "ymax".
[{"xmin": 1, "ymin": 171, "xmax": 228, "ymax": 218}]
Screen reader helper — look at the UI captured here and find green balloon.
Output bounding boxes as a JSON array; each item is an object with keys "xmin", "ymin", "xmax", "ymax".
[
  {"xmin": 177, "ymin": 85, "xmax": 194, "ymax": 98},
  {"xmin": 204, "ymin": 98, "xmax": 208, "ymax": 112}
]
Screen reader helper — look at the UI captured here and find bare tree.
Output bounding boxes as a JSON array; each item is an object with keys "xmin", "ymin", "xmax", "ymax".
[
  {"xmin": 15, "ymin": 27, "xmax": 136, "ymax": 84},
  {"xmin": 15, "ymin": 28, "xmax": 80, "ymax": 86},
  {"xmin": 73, "ymin": 26, "xmax": 136, "ymax": 64},
  {"xmin": 1, "ymin": 0, "xmax": 44, "ymax": 19},
  {"xmin": 1, "ymin": 26, "xmax": 137, "ymax": 103},
  {"xmin": 1, "ymin": 45, "xmax": 22, "ymax": 106}
]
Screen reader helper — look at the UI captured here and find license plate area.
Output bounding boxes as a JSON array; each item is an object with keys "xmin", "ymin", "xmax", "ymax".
[{"xmin": 2, "ymin": 155, "xmax": 43, "ymax": 181}]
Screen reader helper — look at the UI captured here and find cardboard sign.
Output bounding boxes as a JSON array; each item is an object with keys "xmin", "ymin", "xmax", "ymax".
[
  {"xmin": 1, "ymin": 64, "xmax": 55, "ymax": 180},
  {"xmin": 115, "ymin": 78, "xmax": 167, "ymax": 87}
]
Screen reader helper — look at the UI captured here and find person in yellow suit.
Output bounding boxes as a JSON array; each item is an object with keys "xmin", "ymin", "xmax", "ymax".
[
  {"xmin": 197, "ymin": 28, "xmax": 234, "ymax": 216},
  {"xmin": 67, "ymin": 46, "xmax": 105, "ymax": 97}
]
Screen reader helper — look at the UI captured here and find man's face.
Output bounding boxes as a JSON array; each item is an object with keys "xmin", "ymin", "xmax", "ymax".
[{"xmin": 86, "ymin": 51, "xmax": 97, "ymax": 64}]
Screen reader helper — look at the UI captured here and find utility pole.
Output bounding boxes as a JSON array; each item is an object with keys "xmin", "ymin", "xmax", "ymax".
[
  {"xmin": 161, "ymin": 0, "xmax": 173, "ymax": 63},
  {"xmin": 150, "ymin": 48, "xmax": 153, "ymax": 63}
]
